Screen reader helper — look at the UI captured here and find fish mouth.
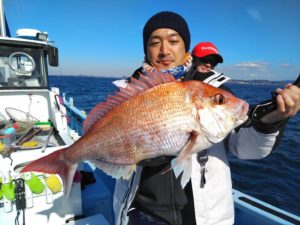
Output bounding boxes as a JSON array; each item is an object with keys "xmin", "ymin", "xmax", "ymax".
[{"xmin": 234, "ymin": 102, "xmax": 249, "ymax": 122}]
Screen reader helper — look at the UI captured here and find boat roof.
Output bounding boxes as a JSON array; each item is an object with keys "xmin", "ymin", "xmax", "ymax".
[{"xmin": 0, "ymin": 36, "xmax": 53, "ymax": 48}]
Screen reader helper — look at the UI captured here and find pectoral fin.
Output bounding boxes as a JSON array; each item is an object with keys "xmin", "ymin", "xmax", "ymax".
[
  {"xmin": 167, "ymin": 130, "xmax": 200, "ymax": 188},
  {"xmin": 171, "ymin": 157, "xmax": 192, "ymax": 188}
]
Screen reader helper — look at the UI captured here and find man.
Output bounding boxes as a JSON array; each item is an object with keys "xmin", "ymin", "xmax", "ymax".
[
  {"xmin": 113, "ymin": 11, "xmax": 300, "ymax": 225},
  {"xmin": 184, "ymin": 41, "xmax": 230, "ymax": 88},
  {"xmin": 192, "ymin": 42, "xmax": 223, "ymax": 73}
]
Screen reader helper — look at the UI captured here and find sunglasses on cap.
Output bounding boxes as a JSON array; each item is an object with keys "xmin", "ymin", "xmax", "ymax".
[{"xmin": 195, "ymin": 55, "xmax": 219, "ymax": 67}]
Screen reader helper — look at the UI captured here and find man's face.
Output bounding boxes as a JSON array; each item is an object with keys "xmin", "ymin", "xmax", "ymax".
[{"xmin": 146, "ymin": 28, "xmax": 186, "ymax": 70}]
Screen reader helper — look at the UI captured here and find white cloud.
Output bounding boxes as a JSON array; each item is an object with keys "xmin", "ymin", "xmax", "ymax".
[
  {"xmin": 220, "ymin": 61, "xmax": 298, "ymax": 81},
  {"xmin": 247, "ymin": 9, "xmax": 262, "ymax": 22},
  {"xmin": 234, "ymin": 62, "xmax": 266, "ymax": 68}
]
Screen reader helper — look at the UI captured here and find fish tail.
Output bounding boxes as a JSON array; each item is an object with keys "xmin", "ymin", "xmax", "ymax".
[{"xmin": 21, "ymin": 148, "xmax": 77, "ymax": 198}]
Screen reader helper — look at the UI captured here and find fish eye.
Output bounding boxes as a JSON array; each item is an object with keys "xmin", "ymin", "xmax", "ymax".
[{"xmin": 213, "ymin": 93, "xmax": 226, "ymax": 105}]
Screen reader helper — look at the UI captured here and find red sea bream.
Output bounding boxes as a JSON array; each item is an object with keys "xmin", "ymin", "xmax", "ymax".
[{"xmin": 21, "ymin": 70, "xmax": 249, "ymax": 196}]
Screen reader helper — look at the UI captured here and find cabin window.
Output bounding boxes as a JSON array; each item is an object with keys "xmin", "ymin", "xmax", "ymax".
[{"xmin": 0, "ymin": 45, "xmax": 47, "ymax": 89}]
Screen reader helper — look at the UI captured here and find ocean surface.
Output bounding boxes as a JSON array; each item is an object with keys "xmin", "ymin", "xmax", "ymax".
[{"xmin": 49, "ymin": 75, "xmax": 300, "ymax": 216}]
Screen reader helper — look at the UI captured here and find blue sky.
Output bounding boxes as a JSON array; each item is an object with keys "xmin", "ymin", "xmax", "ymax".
[{"xmin": 4, "ymin": 0, "xmax": 300, "ymax": 80}]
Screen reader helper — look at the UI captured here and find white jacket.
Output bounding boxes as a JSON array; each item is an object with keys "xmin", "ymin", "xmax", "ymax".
[{"xmin": 113, "ymin": 126, "xmax": 279, "ymax": 225}]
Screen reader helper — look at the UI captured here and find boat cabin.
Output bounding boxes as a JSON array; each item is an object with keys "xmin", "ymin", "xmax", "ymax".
[{"xmin": 0, "ymin": 29, "xmax": 58, "ymax": 89}]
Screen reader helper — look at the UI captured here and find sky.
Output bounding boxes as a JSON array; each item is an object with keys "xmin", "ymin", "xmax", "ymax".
[{"xmin": 4, "ymin": 0, "xmax": 300, "ymax": 80}]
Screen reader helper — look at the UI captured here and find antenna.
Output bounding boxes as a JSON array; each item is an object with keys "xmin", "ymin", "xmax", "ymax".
[{"xmin": 0, "ymin": 0, "xmax": 7, "ymax": 37}]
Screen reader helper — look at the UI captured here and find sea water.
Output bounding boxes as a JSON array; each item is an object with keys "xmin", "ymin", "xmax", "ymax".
[{"xmin": 49, "ymin": 75, "xmax": 300, "ymax": 216}]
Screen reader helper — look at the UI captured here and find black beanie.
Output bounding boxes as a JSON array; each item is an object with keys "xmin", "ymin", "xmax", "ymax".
[{"xmin": 143, "ymin": 11, "xmax": 190, "ymax": 55}]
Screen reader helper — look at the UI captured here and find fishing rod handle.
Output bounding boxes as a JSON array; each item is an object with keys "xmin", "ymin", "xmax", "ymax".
[{"xmin": 251, "ymin": 74, "xmax": 300, "ymax": 121}]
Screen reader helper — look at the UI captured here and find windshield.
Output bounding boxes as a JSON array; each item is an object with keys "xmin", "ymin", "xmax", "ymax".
[{"xmin": 0, "ymin": 45, "xmax": 47, "ymax": 88}]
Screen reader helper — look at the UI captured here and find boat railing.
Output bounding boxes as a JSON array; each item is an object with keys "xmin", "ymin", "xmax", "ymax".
[
  {"xmin": 63, "ymin": 94, "xmax": 86, "ymax": 136},
  {"xmin": 233, "ymin": 190, "xmax": 300, "ymax": 224}
]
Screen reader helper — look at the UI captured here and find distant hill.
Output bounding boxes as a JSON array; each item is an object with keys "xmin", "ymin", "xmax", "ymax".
[{"xmin": 228, "ymin": 79, "xmax": 291, "ymax": 85}]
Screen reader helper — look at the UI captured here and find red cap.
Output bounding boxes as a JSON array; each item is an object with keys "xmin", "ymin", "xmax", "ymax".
[{"xmin": 192, "ymin": 42, "xmax": 223, "ymax": 63}]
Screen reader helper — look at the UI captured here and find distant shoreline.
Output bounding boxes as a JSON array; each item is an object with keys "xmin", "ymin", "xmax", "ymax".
[
  {"xmin": 227, "ymin": 79, "xmax": 291, "ymax": 85},
  {"xmin": 49, "ymin": 75, "xmax": 292, "ymax": 85}
]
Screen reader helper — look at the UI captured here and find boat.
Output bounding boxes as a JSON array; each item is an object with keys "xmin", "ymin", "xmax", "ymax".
[{"xmin": 0, "ymin": 1, "xmax": 299, "ymax": 224}]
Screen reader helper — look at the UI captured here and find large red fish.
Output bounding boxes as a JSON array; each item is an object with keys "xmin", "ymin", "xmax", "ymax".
[{"xmin": 21, "ymin": 70, "xmax": 249, "ymax": 196}]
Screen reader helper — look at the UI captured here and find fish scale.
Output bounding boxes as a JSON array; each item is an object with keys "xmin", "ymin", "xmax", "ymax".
[{"xmin": 73, "ymin": 84, "xmax": 193, "ymax": 160}]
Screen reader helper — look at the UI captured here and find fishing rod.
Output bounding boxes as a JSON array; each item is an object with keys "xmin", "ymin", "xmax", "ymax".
[{"xmin": 250, "ymin": 74, "xmax": 300, "ymax": 121}]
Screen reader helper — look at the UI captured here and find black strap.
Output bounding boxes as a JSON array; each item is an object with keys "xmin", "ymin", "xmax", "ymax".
[{"xmin": 197, "ymin": 150, "xmax": 208, "ymax": 188}]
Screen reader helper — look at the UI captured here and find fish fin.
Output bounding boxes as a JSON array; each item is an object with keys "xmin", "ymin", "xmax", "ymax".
[
  {"xmin": 21, "ymin": 148, "xmax": 77, "ymax": 199},
  {"xmin": 82, "ymin": 69, "xmax": 175, "ymax": 134},
  {"xmin": 162, "ymin": 130, "xmax": 200, "ymax": 188},
  {"xmin": 90, "ymin": 159, "xmax": 136, "ymax": 180},
  {"xmin": 82, "ymin": 102, "xmax": 113, "ymax": 134},
  {"xmin": 171, "ymin": 156, "xmax": 192, "ymax": 188}
]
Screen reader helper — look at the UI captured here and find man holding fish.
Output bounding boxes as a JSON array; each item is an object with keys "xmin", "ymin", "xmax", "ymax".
[
  {"xmin": 113, "ymin": 11, "xmax": 300, "ymax": 225},
  {"xmin": 21, "ymin": 11, "xmax": 300, "ymax": 225}
]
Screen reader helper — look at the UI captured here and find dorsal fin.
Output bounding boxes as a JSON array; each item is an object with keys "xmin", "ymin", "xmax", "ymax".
[{"xmin": 82, "ymin": 69, "xmax": 176, "ymax": 134}]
